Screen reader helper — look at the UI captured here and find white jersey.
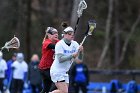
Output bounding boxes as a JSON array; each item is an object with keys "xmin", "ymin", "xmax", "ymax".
[
  {"xmin": 50, "ymin": 40, "xmax": 79, "ymax": 74},
  {"xmin": 12, "ymin": 60, "xmax": 28, "ymax": 80},
  {"xmin": 0, "ymin": 59, "xmax": 7, "ymax": 78}
]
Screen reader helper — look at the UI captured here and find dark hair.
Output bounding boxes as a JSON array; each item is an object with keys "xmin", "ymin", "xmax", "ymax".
[
  {"xmin": 61, "ymin": 22, "xmax": 72, "ymax": 34},
  {"xmin": 61, "ymin": 22, "xmax": 69, "ymax": 29},
  {"xmin": 13, "ymin": 53, "xmax": 17, "ymax": 57}
]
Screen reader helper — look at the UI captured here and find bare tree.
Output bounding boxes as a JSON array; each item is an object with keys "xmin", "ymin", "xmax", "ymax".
[
  {"xmin": 70, "ymin": 0, "xmax": 80, "ymax": 28},
  {"xmin": 117, "ymin": 12, "xmax": 140, "ymax": 66},
  {"xmin": 25, "ymin": 0, "xmax": 32, "ymax": 62},
  {"xmin": 97, "ymin": 0, "xmax": 114, "ymax": 68},
  {"xmin": 114, "ymin": 0, "xmax": 120, "ymax": 65}
]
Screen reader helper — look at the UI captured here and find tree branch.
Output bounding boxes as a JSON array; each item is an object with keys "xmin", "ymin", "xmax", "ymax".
[
  {"xmin": 117, "ymin": 12, "xmax": 140, "ymax": 66},
  {"xmin": 97, "ymin": 0, "xmax": 114, "ymax": 68}
]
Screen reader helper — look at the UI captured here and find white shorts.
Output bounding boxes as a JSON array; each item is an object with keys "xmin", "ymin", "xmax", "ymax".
[{"xmin": 50, "ymin": 72, "xmax": 69, "ymax": 83}]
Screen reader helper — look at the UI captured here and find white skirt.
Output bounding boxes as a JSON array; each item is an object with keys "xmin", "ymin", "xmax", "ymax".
[{"xmin": 50, "ymin": 72, "xmax": 69, "ymax": 83}]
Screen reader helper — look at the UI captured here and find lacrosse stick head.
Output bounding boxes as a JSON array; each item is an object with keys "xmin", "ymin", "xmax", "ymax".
[
  {"xmin": 77, "ymin": 0, "xmax": 87, "ymax": 17},
  {"xmin": 1, "ymin": 36, "xmax": 20, "ymax": 51},
  {"xmin": 85, "ymin": 19, "xmax": 96, "ymax": 36}
]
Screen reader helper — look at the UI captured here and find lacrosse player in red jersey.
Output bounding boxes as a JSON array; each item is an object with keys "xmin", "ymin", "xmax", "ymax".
[
  {"xmin": 50, "ymin": 24, "xmax": 83, "ymax": 93},
  {"xmin": 38, "ymin": 27, "xmax": 59, "ymax": 93}
]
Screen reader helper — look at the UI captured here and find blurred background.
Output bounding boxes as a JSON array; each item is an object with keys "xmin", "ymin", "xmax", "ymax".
[{"xmin": 0, "ymin": 0, "xmax": 140, "ymax": 84}]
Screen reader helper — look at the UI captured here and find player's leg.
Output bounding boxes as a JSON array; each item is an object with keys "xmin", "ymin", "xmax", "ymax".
[
  {"xmin": 50, "ymin": 82, "xmax": 68, "ymax": 93},
  {"xmin": 40, "ymin": 69, "xmax": 53, "ymax": 93},
  {"xmin": 74, "ymin": 83, "xmax": 80, "ymax": 93},
  {"xmin": 0, "ymin": 78, "xmax": 4, "ymax": 92},
  {"xmin": 49, "ymin": 82, "xmax": 57, "ymax": 92},
  {"xmin": 18, "ymin": 79, "xmax": 24, "ymax": 93},
  {"xmin": 80, "ymin": 83, "xmax": 87, "ymax": 93},
  {"xmin": 11, "ymin": 79, "xmax": 18, "ymax": 93},
  {"xmin": 50, "ymin": 73, "xmax": 69, "ymax": 93}
]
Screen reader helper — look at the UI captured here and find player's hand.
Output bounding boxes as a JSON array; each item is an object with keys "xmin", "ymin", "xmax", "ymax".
[
  {"xmin": 78, "ymin": 45, "xmax": 83, "ymax": 52},
  {"xmin": 72, "ymin": 52, "xmax": 78, "ymax": 58}
]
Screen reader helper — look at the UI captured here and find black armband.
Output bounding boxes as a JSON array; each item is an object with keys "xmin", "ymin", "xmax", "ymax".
[{"xmin": 47, "ymin": 43, "xmax": 55, "ymax": 49}]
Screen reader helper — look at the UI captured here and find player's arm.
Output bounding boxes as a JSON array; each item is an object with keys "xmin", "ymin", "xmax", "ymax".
[
  {"xmin": 57, "ymin": 49, "xmax": 83, "ymax": 63},
  {"xmin": 56, "ymin": 50, "xmax": 80, "ymax": 63},
  {"xmin": 77, "ymin": 51, "xmax": 83, "ymax": 61},
  {"xmin": 57, "ymin": 53, "xmax": 74, "ymax": 63},
  {"xmin": 47, "ymin": 43, "xmax": 55, "ymax": 49},
  {"xmin": 57, "ymin": 52, "xmax": 79, "ymax": 63}
]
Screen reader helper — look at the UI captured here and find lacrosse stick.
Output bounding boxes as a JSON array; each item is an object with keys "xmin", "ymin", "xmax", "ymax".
[
  {"xmin": 80, "ymin": 20, "xmax": 96, "ymax": 46},
  {"xmin": 74, "ymin": 0, "xmax": 87, "ymax": 34},
  {"xmin": 0, "ymin": 36, "xmax": 20, "ymax": 51}
]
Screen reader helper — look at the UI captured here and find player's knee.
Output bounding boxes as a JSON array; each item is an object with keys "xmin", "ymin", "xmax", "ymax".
[
  {"xmin": 62, "ymin": 90, "xmax": 68, "ymax": 93},
  {"xmin": 62, "ymin": 88, "xmax": 68, "ymax": 93}
]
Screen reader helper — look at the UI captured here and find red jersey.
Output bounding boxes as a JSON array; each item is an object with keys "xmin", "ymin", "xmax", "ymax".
[{"xmin": 38, "ymin": 39, "xmax": 59, "ymax": 69}]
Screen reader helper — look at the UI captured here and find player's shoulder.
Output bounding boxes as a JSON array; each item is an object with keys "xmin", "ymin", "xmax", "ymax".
[
  {"xmin": 56, "ymin": 39, "xmax": 63, "ymax": 45},
  {"xmin": 44, "ymin": 39, "xmax": 52, "ymax": 44},
  {"xmin": 12, "ymin": 61, "xmax": 18, "ymax": 65},
  {"xmin": 71, "ymin": 40, "xmax": 79, "ymax": 45},
  {"xmin": 71, "ymin": 40, "xmax": 78, "ymax": 43},
  {"xmin": 1, "ymin": 59, "xmax": 6, "ymax": 63},
  {"xmin": 23, "ymin": 61, "xmax": 28, "ymax": 65}
]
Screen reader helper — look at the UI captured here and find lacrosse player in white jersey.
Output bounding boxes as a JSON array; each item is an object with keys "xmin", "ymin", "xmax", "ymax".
[
  {"xmin": 50, "ymin": 24, "xmax": 83, "ymax": 93},
  {"xmin": 11, "ymin": 53, "xmax": 28, "ymax": 93},
  {"xmin": 0, "ymin": 51, "xmax": 7, "ymax": 93}
]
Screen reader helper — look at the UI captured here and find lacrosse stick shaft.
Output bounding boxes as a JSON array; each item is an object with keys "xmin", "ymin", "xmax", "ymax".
[
  {"xmin": 74, "ymin": 0, "xmax": 87, "ymax": 35},
  {"xmin": 0, "ymin": 47, "xmax": 4, "ymax": 51},
  {"xmin": 80, "ymin": 35, "xmax": 88, "ymax": 46},
  {"xmin": 1, "ymin": 45, "xmax": 6, "ymax": 52},
  {"xmin": 74, "ymin": 17, "xmax": 80, "ymax": 34}
]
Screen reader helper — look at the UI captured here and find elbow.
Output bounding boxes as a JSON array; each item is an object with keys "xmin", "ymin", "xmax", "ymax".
[{"xmin": 58, "ymin": 58, "xmax": 65, "ymax": 63}]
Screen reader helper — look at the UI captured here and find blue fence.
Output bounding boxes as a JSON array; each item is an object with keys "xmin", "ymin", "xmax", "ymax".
[
  {"xmin": 87, "ymin": 82, "xmax": 140, "ymax": 91},
  {"xmin": 87, "ymin": 69, "xmax": 140, "ymax": 93}
]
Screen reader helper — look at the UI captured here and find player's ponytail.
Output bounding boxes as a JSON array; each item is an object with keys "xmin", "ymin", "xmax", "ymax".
[{"xmin": 61, "ymin": 22, "xmax": 69, "ymax": 29}]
